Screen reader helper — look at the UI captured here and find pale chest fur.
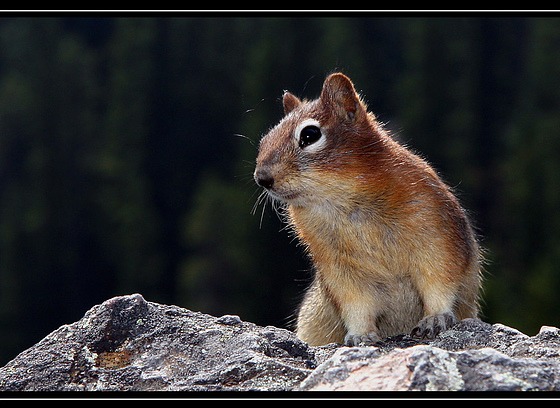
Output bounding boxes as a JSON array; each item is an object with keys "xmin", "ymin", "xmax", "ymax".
[
  {"xmin": 288, "ymin": 201, "xmax": 431, "ymax": 337},
  {"xmin": 291, "ymin": 195, "xmax": 452, "ymax": 287},
  {"xmin": 289, "ymin": 201, "xmax": 418, "ymax": 287}
]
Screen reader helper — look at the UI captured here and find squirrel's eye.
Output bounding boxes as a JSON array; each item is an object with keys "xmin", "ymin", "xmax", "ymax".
[{"xmin": 299, "ymin": 125, "xmax": 322, "ymax": 149}]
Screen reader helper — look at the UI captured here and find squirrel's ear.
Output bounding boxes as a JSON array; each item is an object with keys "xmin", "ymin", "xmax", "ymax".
[
  {"xmin": 320, "ymin": 73, "xmax": 363, "ymax": 121},
  {"xmin": 283, "ymin": 91, "xmax": 301, "ymax": 114}
]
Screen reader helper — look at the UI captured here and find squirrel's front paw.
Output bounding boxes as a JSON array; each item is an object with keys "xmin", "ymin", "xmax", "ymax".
[
  {"xmin": 411, "ymin": 312, "xmax": 457, "ymax": 339},
  {"xmin": 344, "ymin": 332, "xmax": 381, "ymax": 346}
]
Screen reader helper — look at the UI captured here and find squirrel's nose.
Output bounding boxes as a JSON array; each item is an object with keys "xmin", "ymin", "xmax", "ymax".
[{"xmin": 255, "ymin": 168, "xmax": 274, "ymax": 189}]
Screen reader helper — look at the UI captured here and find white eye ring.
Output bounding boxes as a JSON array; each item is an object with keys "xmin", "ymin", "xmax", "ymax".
[{"xmin": 294, "ymin": 118, "xmax": 326, "ymax": 153}]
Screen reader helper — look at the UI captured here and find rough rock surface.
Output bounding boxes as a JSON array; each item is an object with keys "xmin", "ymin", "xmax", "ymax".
[{"xmin": 0, "ymin": 293, "xmax": 559, "ymax": 392}]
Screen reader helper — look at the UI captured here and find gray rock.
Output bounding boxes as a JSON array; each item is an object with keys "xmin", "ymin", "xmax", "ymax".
[
  {"xmin": 1, "ymin": 294, "xmax": 560, "ymax": 392},
  {"xmin": 299, "ymin": 319, "xmax": 560, "ymax": 391},
  {"xmin": 0, "ymin": 294, "xmax": 317, "ymax": 391}
]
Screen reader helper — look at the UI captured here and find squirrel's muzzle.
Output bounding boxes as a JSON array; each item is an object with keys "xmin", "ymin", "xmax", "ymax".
[{"xmin": 254, "ymin": 168, "xmax": 274, "ymax": 190}]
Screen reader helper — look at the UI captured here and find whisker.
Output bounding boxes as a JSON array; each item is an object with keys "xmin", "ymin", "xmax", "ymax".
[
  {"xmin": 259, "ymin": 193, "xmax": 270, "ymax": 229},
  {"xmin": 251, "ymin": 189, "xmax": 268, "ymax": 216},
  {"xmin": 233, "ymin": 133, "xmax": 256, "ymax": 146},
  {"xmin": 251, "ymin": 189, "xmax": 277, "ymax": 229}
]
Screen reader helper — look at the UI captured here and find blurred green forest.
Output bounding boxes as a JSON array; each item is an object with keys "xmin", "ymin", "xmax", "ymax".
[{"xmin": 1, "ymin": 14, "xmax": 559, "ymax": 365}]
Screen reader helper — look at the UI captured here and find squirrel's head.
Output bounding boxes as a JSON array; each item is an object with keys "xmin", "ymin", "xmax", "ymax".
[{"xmin": 254, "ymin": 72, "xmax": 385, "ymax": 209}]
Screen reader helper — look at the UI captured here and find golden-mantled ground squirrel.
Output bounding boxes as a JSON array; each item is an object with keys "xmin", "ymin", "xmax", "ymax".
[{"xmin": 254, "ymin": 72, "xmax": 483, "ymax": 346}]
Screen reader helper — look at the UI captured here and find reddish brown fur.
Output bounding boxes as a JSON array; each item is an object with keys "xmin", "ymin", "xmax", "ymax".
[{"xmin": 254, "ymin": 73, "xmax": 482, "ymax": 346}]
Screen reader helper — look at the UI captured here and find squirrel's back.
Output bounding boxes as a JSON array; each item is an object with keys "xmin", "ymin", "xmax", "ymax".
[{"xmin": 254, "ymin": 72, "xmax": 482, "ymax": 346}]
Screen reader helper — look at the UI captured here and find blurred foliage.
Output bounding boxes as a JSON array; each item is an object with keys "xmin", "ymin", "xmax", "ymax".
[{"xmin": 0, "ymin": 14, "xmax": 559, "ymax": 365}]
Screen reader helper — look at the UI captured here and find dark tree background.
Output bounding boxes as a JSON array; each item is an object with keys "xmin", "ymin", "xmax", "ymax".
[{"xmin": 0, "ymin": 13, "xmax": 558, "ymax": 365}]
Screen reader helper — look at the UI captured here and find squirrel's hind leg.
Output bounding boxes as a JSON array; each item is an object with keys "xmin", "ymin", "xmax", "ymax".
[{"xmin": 295, "ymin": 279, "xmax": 346, "ymax": 346}]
